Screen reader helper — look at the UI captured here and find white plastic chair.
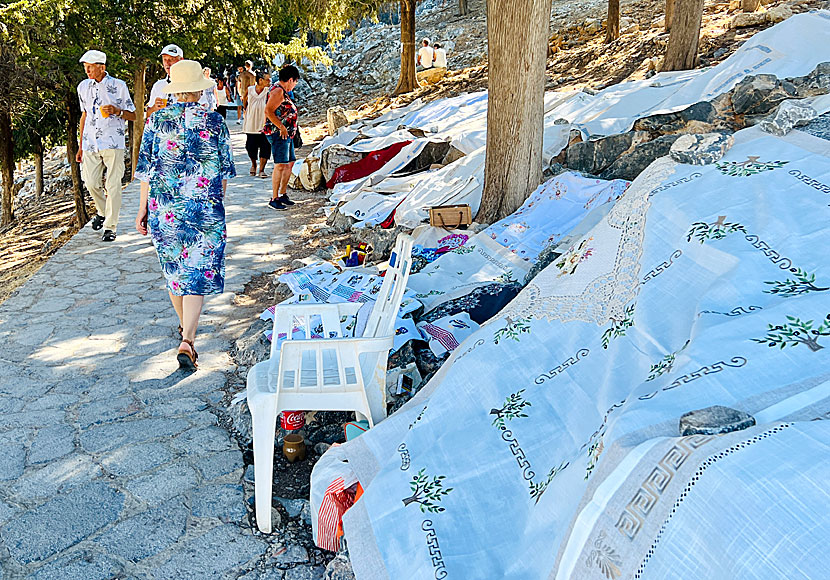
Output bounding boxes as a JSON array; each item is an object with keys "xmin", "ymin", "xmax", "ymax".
[{"xmin": 247, "ymin": 233, "xmax": 413, "ymax": 533}]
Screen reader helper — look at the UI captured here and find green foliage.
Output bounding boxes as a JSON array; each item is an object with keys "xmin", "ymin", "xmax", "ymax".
[
  {"xmin": 601, "ymin": 303, "xmax": 635, "ymax": 349},
  {"xmin": 753, "ymin": 314, "xmax": 830, "ymax": 352},
  {"xmin": 764, "ymin": 268, "xmax": 829, "ymax": 298},
  {"xmin": 686, "ymin": 219, "xmax": 746, "ymax": 244},
  {"xmin": 493, "ymin": 316, "xmax": 531, "ymax": 344},
  {"xmin": 490, "ymin": 390, "xmax": 531, "ymax": 430},
  {"xmin": 646, "ymin": 352, "xmax": 675, "ymax": 382},
  {"xmin": 405, "ymin": 468, "xmax": 453, "ymax": 513}
]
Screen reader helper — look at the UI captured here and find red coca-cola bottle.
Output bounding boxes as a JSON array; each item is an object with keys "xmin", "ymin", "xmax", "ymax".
[{"xmin": 278, "ymin": 410, "xmax": 306, "ymax": 446}]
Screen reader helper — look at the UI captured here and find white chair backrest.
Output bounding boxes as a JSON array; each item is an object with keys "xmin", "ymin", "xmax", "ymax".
[{"xmin": 362, "ymin": 234, "xmax": 413, "ymax": 339}]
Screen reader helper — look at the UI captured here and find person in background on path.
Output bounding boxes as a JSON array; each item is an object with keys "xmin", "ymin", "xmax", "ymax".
[
  {"xmin": 215, "ymin": 78, "xmax": 232, "ymax": 119},
  {"xmin": 417, "ymin": 38, "xmax": 434, "ymax": 70},
  {"xmin": 203, "ymin": 66, "xmax": 219, "ymax": 111},
  {"xmin": 134, "ymin": 60, "xmax": 236, "ymax": 370},
  {"xmin": 433, "ymin": 43, "xmax": 448, "ymax": 70},
  {"xmin": 244, "ymin": 72, "xmax": 272, "ymax": 178},
  {"xmin": 237, "ymin": 60, "xmax": 256, "ymax": 125},
  {"xmin": 76, "ymin": 49, "xmax": 136, "ymax": 243},
  {"xmin": 146, "ymin": 44, "xmax": 216, "ymax": 115},
  {"xmin": 263, "ymin": 65, "xmax": 299, "ymax": 211}
]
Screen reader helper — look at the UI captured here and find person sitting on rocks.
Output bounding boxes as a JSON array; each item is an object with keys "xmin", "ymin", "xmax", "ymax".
[
  {"xmin": 433, "ymin": 43, "xmax": 448, "ymax": 70},
  {"xmin": 417, "ymin": 38, "xmax": 434, "ymax": 70}
]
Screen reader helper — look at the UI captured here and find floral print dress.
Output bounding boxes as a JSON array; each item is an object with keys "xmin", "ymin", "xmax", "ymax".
[{"xmin": 135, "ymin": 103, "xmax": 236, "ymax": 295}]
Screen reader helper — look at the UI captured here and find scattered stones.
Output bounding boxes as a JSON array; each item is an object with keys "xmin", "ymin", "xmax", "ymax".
[
  {"xmin": 760, "ymin": 99, "xmax": 820, "ymax": 135},
  {"xmin": 273, "ymin": 544, "xmax": 309, "ymax": 564},
  {"xmin": 284, "ymin": 565, "xmax": 326, "ymax": 580},
  {"xmin": 731, "ymin": 74, "xmax": 798, "ymax": 115},
  {"xmin": 323, "ymin": 551, "xmax": 355, "ymax": 580},
  {"xmin": 325, "ymin": 208, "xmax": 357, "ymax": 234},
  {"xmin": 765, "ymin": 4, "xmax": 793, "ymax": 23},
  {"xmin": 670, "ymin": 133, "xmax": 735, "ymax": 165},
  {"xmin": 730, "ymin": 11, "xmax": 768, "ymax": 28},
  {"xmin": 235, "ymin": 318, "xmax": 274, "ymax": 368},
  {"xmin": 354, "ymin": 225, "xmax": 411, "ymax": 261},
  {"xmin": 276, "ymin": 497, "xmax": 309, "ymax": 519},
  {"xmin": 679, "ymin": 405, "xmax": 756, "ymax": 436}
]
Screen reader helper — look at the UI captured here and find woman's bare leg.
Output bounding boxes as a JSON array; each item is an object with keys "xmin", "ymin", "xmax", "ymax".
[
  {"xmin": 180, "ymin": 295, "xmax": 204, "ymax": 343},
  {"xmin": 168, "ymin": 292, "xmax": 183, "ymax": 326}
]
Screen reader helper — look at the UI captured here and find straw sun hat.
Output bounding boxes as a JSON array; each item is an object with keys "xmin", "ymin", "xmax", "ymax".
[{"xmin": 163, "ymin": 60, "xmax": 214, "ymax": 93}]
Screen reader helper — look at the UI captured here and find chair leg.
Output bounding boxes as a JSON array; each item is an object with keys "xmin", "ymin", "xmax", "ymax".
[{"xmin": 250, "ymin": 398, "xmax": 279, "ymax": 533}]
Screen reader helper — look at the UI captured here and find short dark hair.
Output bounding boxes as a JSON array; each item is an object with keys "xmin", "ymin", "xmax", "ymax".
[
  {"xmin": 255, "ymin": 71, "xmax": 270, "ymax": 82},
  {"xmin": 433, "ymin": 43, "xmax": 442, "ymax": 49},
  {"xmin": 278, "ymin": 65, "xmax": 300, "ymax": 82}
]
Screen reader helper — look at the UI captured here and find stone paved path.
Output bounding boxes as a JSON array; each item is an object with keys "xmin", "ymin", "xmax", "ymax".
[{"xmin": 0, "ymin": 125, "xmax": 305, "ymax": 579}]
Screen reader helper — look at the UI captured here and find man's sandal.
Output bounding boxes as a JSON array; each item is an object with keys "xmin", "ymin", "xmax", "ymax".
[{"xmin": 177, "ymin": 339, "xmax": 198, "ymax": 370}]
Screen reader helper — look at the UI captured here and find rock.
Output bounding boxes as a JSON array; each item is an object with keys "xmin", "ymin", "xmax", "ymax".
[
  {"xmin": 273, "ymin": 544, "xmax": 308, "ymax": 564},
  {"xmin": 299, "ymin": 157, "xmax": 324, "ymax": 191},
  {"xmin": 600, "ymin": 134, "xmax": 680, "ymax": 181},
  {"xmin": 633, "ymin": 101, "xmax": 721, "ymax": 135},
  {"xmin": 234, "ymin": 318, "xmax": 272, "ymax": 368},
  {"xmin": 788, "ymin": 62, "xmax": 830, "ymax": 98},
  {"xmin": 566, "ymin": 131, "xmax": 650, "ymax": 175},
  {"xmin": 325, "ymin": 210, "xmax": 356, "ymax": 234},
  {"xmin": 314, "ymin": 442, "xmax": 332, "ymax": 455},
  {"xmin": 293, "ymin": 78, "xmax": 314, "ymax": 103},
  {"xmin": 354, "ymin": 225, "xmax": 411, "ymax": 261},
  {"xmin": 679, "ymin": 405, "xmax": 756, "ymax": 436},
  {"xmin": 327, "ymin": 107, "xmax": 350, "ymax": 136},
  {"xmin": 765, "ymin": 4, "xmax": 792, "ymax": 23},
  {"xmin": 582, "ymin": 18, "xmax": 602, "ymax": 35},
  {"xmin": 323, "ymin": 551, "xmax": 355, "ymax": 580},
  {"xmin": 730, "ymin": 11, "xmax": 768, "ymax": 28},
  {"xmin": 51, "ymin": 227, "xmax": 67, "ymax": 239},
  {"xmin": 670, "ymin": 133, "xmax": 735, "ymax": 165},
  {"xmin": 731, "ymin": 74, "xmax": 798, "ymax": 116},
  {"xmin": 314, "ymin": 245, "xmax": 339, "ymax": 261},
  {"xmin": 713, "ymin": 47, "xmax": 728, "ymax": 59},
  {"xmin": 275, "ymin": 497, "xmax": 308, "ymax": 519},
  {"xmin": 760, "ymin": 99, "xmax": 819, "ymax": 136},
  {"xmin": 320, "ymin": 145, "xmax": 364, "ymax": 182}
]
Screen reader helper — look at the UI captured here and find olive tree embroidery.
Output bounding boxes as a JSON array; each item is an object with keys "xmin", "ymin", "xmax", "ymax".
[
  {"xmin": 752, "ymin": 315, "xmax": 830, "ymax": 352},
  {"xmin": 716, "ymin": 156, "xmax": 788, "ymax": 177},
  {"xmin": 687, "ymin": 215, "xmax": 746, "ymax": 244},
  {"xmin": 764, "ymin": 268, "xmax": 829, "ymax": 297},
  {"xmin": 646, "ymin": 353, "xmax": 676, "ymax": 382},
  {"xmin": 601, "ymin": 303, "xmax": 635, "ymax": 349},
  {"xmin": 490, "ymin": 390, "xmax": 532, "ymax": 430},
  {"xmin": 493, "ymin": 316, "xmax": 532, "ymax": 344},
  {"xmin": 402, "ymin": 469, "xmax": 453, "ymax": 513}
]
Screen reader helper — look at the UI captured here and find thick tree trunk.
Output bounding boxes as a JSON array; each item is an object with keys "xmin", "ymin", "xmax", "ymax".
[
  {"xmin": 665, "ymin": 0, "xmax": 674, "ymax": 31},
  {"xmin": 458, "ymin": 0, "xmax": 469, "ymax": 16},
  {"xmin": 478, "ymin": 0, "xmax": 553, "ymax": 223},
  {"xmin": 131, "ymin": 61, "xmax": 146, "ymax": 180},
  {"xmin": 661, "ymin": 0, "xmax": 704, "ymax": 72},
  {"xmin": 606, "ymin": 0, "xmax": 620, "ymax": 42},
  {"xmin": 0, "ymin": 110, "xmax": 14, "ymax": 227},
  {"xmin": 393, "ymin": 0, "xmax": 418, "ymax": 95},
  {"xmin": 66, "ymin": 93, "xmax": 88, "ymax": 226},
  {"xmin": 34, "ymin": 132, "xmax": 44, "ymax": 199}
]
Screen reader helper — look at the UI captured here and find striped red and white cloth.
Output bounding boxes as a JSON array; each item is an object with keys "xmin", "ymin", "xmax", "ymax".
[{"xmin": 316, "ymin": 477, "xmax": 360, "ymax": 551}]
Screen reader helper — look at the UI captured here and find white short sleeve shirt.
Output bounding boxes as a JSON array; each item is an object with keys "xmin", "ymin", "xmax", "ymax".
[
  {"xmin": 433, "ymin": 48, "xmax": 448, "ymax": 69},
  {"xmin": 77, "ymin": 73, "xmax": 136, "ymax": 152},
  {"xmin": 418, "ymin": 46, "xmax": 434, "ymax": 68}
]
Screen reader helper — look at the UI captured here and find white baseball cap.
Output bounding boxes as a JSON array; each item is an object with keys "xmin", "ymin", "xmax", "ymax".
[
  {"xmin": 159, "ymin": 44, "xmax": 184, "ymax": 58},
  {"xmin": 79, "ymin": 50, "xmax": 106, "ymax": 64}
]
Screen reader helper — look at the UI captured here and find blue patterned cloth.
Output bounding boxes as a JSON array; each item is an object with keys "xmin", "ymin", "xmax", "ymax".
[{"xmin": 135, "ymin": 103, "xmax": 236, "ymax": 295}]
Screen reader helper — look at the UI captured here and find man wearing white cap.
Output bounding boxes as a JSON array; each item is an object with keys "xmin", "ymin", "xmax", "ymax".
[
  {"xmin": 76, "ymin": 49, "xmax": 136, "ymax": 242},
  {"xmin": 147, "ymin": 44, "xmax": 216, "ymax": 115}
]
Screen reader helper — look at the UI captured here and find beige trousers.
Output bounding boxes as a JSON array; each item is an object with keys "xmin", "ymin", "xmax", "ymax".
[{"xmin": 81, "ymin": 148, "xmax": 125, "ymax": 231}]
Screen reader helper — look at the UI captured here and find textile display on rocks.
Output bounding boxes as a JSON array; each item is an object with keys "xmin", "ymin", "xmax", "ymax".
[
  {"xmin": 485, "ymin": 172, "xmax": 630, "ymax": 262},
  {"xmin": 310, "ymin": 124, "xmax": 830, "ymax": 579}
]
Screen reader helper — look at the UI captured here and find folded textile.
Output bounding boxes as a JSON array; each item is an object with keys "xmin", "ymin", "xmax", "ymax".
[{"xmin": 416, "ymin": 312, "xmax": 480, "ymax": 357}]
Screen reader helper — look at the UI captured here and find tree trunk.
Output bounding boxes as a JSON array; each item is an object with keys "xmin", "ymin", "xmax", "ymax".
[
  {"xmin": 458, "ymin": 0, "xmax": 469, "ymax": 16},
  {"xmin": 665, "ymin": 0, "xmax": 674, "ymax": 31},
  {"xmin": 661, "ymin": 0, "xmax": 704, "ymax": 72},
  {"xmin": 741, "ymin": 0, "xmax": 761, "ymax": 11},
  {"xmin": 65, "ymin": 92, "xmax": 88, "ymax": 226},
  {"xmin": 393, "ymin": 0, "xmax": 418, "ymax": 95},
  {"xmin": 34, "ymin": 132, "xmax": 44, "ymax": 199},
  {"xmin": 605, "ymin": 0, "xmax": 620, "ymax": 43},
  {"xmin": 478, "ymin": 0, "xmax": 553, "ymax": 223},
  {"xmin": 131, "ymin": 61, "xmax": 146, "ymax": 181},
  {"xmin": 0, "ymin": 110, "xmax": 14, "ymax": 227}
]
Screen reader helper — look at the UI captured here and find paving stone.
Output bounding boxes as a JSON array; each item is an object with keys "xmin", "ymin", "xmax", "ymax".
[
  {"xmin": 273, "ymin": 545, "xmax": 308, "ymax": 565},
  {"xmin": 238, "ymin": 568, "xmax": 284, "ymax": 580},
  {"xmin": 0, "ymin": 409, "xmax": 66, "ymax": 432},
  {"xmin": 23, "ymin": 393, "xmax": 80, "ymax": 411},
  {"xmin": 149, "ymin": 397, "xmax": 207, "ymax": 417},
  {"xmin": 149, "ymin": 524, "xmax": 267, "ymax": 579},
  {"xmin": 0, "ymin": 444, "xmax": 25, "ymax": 481},
  {"xmin": 0, "ymin": 482, "xmax": 124, "ymax": 564},
  {"xmin": 11, "ymin": 324, "xmax": 55, "ymax": 347},
  {"xmin": 28, "ymin": 424, "xmax": 75, "ymax": 464},
  {"xmin": 79, "ymin": 417, "xmax": 190, "ymax": 453},
  {"xmin": 12, "ymin": 454, "xmax": 100, "ymax": 501},
  {"xmin": 28, "ymin": 296, "xmax": 75, "ymax": 313},
  {"xmin": 124, "ymin": 463, "xmax": 199, "ymax": 504},
  {"xmin": 100, "ymin": 442, "xmax": 174, "ymax": 477},
  {"xmin": 194, "ymin": 450, "xmax": 244, "ymax": 481},
  {"xmin": 77, "ymin": 396, "xmax": 142, "ymax": 428},
  {"xmin": 0, "ymin": 397, "xmax": 25, "ymax": 414},
  {"xmin": 27, "ymin": 550, "xmax": 122, "ymax": 580},
  {"xmin": 284, "ymin": 565, "xmax": 325, "ymax": 580},
  {"xmin": 191, "ymin": 484, "xmax": 247, "ymax": 521},
  {"xmin": 95, "ymin": 498, "xmax": 188, "ymax": 562},
  {"xmin": 169, "ymin": 426, "xmax": 235, "ymax": 456},
  {"xmin": 0, "ymin": 501, "xmax": 18, "ymax": 526}
]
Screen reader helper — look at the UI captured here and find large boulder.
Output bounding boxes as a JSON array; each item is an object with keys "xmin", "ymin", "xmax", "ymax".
[
  {"xmin": 731, "ymin": 74, "xmax": 798, "ymax": 116},
  {"xmin": 759, "ymin": 100, "xmax": 819, "ymax": 136},
  {"xmin": 320, "ymin": 144, "xmax": 365, "ymax": 182},
  {"xmin": 327, "ymin": 106, "xmax": 350, "ymax": 136},
  {"xmin": 299, "ymin": 157, "xmax": 325, "ymax": 190},
  {"xmin": 566, "ymin": 131, "xmax": 650, "ymax": 175},
  {"xmin": 600, "ymin": 134, "xmax": 680, "ymax": 181}
]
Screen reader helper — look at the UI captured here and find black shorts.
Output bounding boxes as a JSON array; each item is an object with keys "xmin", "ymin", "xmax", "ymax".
[{"xmin": 245, "ymin": 133, "xmax": 271, "ymax": 161}]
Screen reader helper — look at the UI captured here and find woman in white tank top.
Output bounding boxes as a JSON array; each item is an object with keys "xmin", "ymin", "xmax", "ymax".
[
  {"xmin": 244, "ymin": 72, "xmax": 272, "ymax": 177},
  {"xmin": 215, "ymin": 79, "xmax": 232, "ymax": 119}
]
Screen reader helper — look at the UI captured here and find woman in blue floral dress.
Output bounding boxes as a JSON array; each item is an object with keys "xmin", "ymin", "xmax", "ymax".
[{"xmin": 135, "ymin": 60, "xmax": 236, "ymax": 369}]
